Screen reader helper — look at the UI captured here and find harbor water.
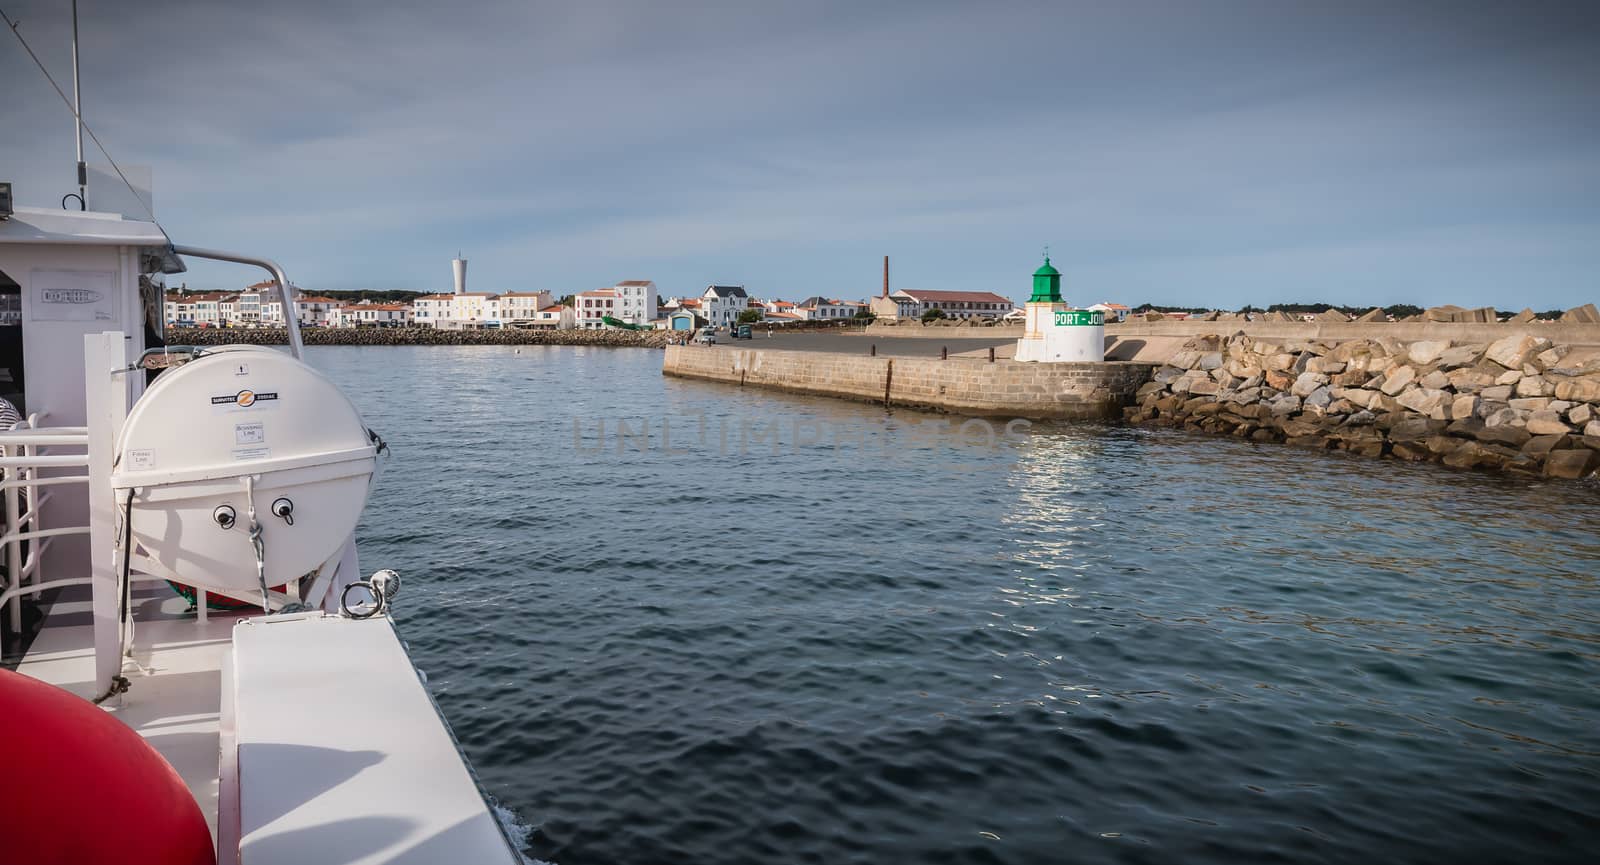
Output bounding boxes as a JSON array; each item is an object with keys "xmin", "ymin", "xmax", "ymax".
[{"xmin": 312, "ymin": 345, "xmax": 1599, "ymax": 865}]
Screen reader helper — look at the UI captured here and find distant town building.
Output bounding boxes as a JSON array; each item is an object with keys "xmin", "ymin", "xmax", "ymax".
[
  {"xmin": 412, "ymin": 293, "xmax": 453, "ymax": 327},
  {"xmin": 889, "ymin": 289, "xmax": 1015, "ymax": 320},
  {"xmin": 533, "ymin": 304, "xmax": 577, "ymax": 329},
  {"xmin": 336, "ymin": 302, "xmax": 412, "ymax": 327},
  {"xmin": 238, "ymin": 282, "xmax": 271, "ymax": 325},
  {"xmin": 263, "ymin": 294, "xmax": 339, "ymax": 327},
  {"xmin": 486, "ymin": 291, "xmax": 556, "ymax": 328},
  {"xmin": 612, "ymin": 280, "xmax": 658, "ymax": 326},
  {"xmin": 699, "ymin": 285, "xmax": 749, "ymax": 326},
  {"xmin": 163, "ymin": 293, "xmax": 198, "ymax": 326},
  {"xmin": 795, "ymin": 297, "xmax": 861, "ymax": 320},
  {"xmin": 1086, "ymin": 302, "xmax": 1130, "ymax": 322},
  {"xmin": 870, "ymin": 293, "xmax": 918, "ymax": 321},
  {"xmin": 576, "ymin": 288, "xmax": 618, "ymax": 328}
]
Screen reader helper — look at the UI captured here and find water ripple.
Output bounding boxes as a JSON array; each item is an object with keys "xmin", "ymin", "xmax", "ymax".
[{"xmin": 308, "ymin": 345, "xmax": 1600, "ymax": 865}]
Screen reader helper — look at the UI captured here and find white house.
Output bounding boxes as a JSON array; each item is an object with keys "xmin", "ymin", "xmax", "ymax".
[
  {"xmin": 794, "ymin": 297, "xmax": 857, "ymax": 320},
  {"xmin": 190, "ymin": 292, "xmax": 228, "ymax": 326},
  {"xmin": 164, "ymin": 293, "xmax": 197, "ymax": 325},
  {"xmin": 411, "ymin": 293, "xmax": 453, "ymax": 328},
  {"xmin": 700, "ymin": 285, "xmax": 748, "ymax": 327},
  {"xmin": 263, "ymin": 292, "xmax": 338, "ymax": 327},
  {"xmin": 236, "ymin": 283, "xmax": 267, "ymax": 326},
  {"xmin": 532, "ymin": 304, "xmax": 576, "ymax": 329},
  {"xmin": 446, "ymin": 292, "xmax": 493, "ymax": 328},
  {"xmin": 755, "ymin": 300, "xmax": 798, "ymax": 319},
  {"xmin": 486, "ymin": 291, "xmax": 555, "ymax": 327},
  {"xmin": 576, "ymin": 289, "xmax": 617, "ymax": 328},
  {"xmin": 612, "ymin": 280, "xmax": 657, "ymax": 326},
  {"xmin": 890, "ymin": 289, "xmax": 1014, "ymax": 320},
  {"xmin": 1086, "ymin": 302, "xmax": 1131, "ymax": 323},
  {"xmin": 336, "ymin": 302, "xmax": 412, "ymax": 327}
]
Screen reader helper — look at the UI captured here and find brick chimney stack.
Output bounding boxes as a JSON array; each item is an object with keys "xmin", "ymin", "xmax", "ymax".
[{"xmin": 882, "ymin": 256, "xmax": 889, "ymax": 298}]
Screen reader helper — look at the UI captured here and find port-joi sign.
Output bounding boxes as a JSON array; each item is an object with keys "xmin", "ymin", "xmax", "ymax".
[{"xmin": 1053, "ymin": 310, "xmax": 1104, "ymax": 327}]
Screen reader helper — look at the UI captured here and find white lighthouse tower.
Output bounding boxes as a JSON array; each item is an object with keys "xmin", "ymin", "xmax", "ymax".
[
  {"xmin": 1014, "ymin": 250, "xmax": 1105, "ymax": 363},
  {"xmin": 452, "ymin": 253, "xmax": 467, "ymax": 295}
]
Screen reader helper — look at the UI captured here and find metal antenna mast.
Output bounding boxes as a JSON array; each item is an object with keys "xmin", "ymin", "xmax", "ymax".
[{"xmin": 70, "ymin": 0, "xmax": 86, "ymax": 208}]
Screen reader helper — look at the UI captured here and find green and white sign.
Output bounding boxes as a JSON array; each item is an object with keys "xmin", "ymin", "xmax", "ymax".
[{"xmin": 1053, "ymin": 310, "xmax": 1104, "ymax": 327}]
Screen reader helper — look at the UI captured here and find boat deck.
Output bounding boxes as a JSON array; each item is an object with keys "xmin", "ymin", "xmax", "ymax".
[
  {"xmin": 16, "ymin": 582, "xmax": 240, "ymax": 842},
  {"xmin": 15, "ymin": 582, "xmax": 524, "ymax": 864}
]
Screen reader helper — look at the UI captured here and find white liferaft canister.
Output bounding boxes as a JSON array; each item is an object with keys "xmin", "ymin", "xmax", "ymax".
[{"xmin": 110, "ymin": 346, "xmax": 377, "ymax": 593}]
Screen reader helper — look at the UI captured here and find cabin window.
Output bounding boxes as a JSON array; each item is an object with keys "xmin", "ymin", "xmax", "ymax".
[{"xmin": 0, "ymin": 267, "xmax": 21, "ymax": 413}]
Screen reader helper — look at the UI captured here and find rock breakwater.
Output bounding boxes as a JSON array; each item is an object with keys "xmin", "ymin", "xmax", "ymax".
[
  {"xmin": 167, "ymin": 326, "xmax": 671, "ymax": 348},
  {"xmin": 1126, "ymin": 332, "xmax": 1600, "ymax": 479}
]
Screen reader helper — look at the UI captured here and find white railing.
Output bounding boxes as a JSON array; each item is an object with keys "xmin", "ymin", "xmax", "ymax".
[{"xmin": 0, "ymin": 413, "xmax": 91, "ymax": 632}]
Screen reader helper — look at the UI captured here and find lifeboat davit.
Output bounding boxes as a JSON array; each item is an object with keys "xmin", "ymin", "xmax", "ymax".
[{"xmin": 0, "ymin": 667, "xmax": 215, "ymax": 865}]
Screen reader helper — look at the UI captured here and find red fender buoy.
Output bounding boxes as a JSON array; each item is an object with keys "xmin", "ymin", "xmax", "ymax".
[{"xmin": 0, "ymin": 667, "xmax": 216, "ymax": 865}]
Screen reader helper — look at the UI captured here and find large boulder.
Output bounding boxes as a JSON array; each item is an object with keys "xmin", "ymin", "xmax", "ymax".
[
  {"xmin": 1483, "ymin": 407, "xmax": 1519, "ymax": 428},
  {"xmin": 1525, "ymin": 411, "xmax": 1573, "ymax": 436},
  {"xmin": 1473, "ymin": 423, "xmax": 1532, "ymax": 448},
  {"xmin": 1390, "ymin": 417, "xmax": 1445, "ymax": 442},
  {"xmin": 1379, "ymin": 365, "xmax": 1417, "ymax": 395},
  {"xmin": 1521, "ymin": 434, "xmax": 1571, "ymax": 457},
  {"xmin": 1514, "ymin": 375, "xmax": 1552, "ymax": 398},
  {"xmin": 1328, "ymin": 339, "xmax": 1376, "ymax": 363},
  {"xmin": 1450, "ymin": 394, "xmax": 1481, "ymax": 420},
  {"xmin": 1407, "ymin": 340, "xmax": 1451, "ymax": 365},
  {"xmin": 1447, "ymin": 368, "xmax": 1496, "ymax": 392},
  {"xmin": 1560, "ymin": 303, "xmax": 1600, "ymax": 324},
  {"xmin": 1291, "ymin": 372, "xmax": 1331, "ymax": 396},
  {"xmin": 1397, "ymin": 388, "xmax": 1447, "ymax": 414},
  {"xmin": 1544, "ymin": 448, "xmax": 1599, "ymax": 479},
  {"xmin": 1554, "ymin": 377, "xmax": 1600, "ymax": 403},
  {"xmin": 1418, "ymin": 370, "xmax": 1451, "ymax": 390},
  {"xmin": 1267, "ymin": 393, "xmax": 1302, "ymax": 415},
  {"xmin": 1435, "ymin": 344, "xmax": 1485, "ymax": 369},
  {"xmin": 1485, "ymin": 334, "xmax": 1542, "ymax": 370}
]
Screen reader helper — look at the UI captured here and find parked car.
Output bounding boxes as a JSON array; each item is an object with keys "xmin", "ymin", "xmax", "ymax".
[
  {"xmin": 695, "ymin": 326, "xmax": 717, "ymax": 345},
  {"xmin": 733, "ymin": 324, "xmax": 753, "ymax": 339}
]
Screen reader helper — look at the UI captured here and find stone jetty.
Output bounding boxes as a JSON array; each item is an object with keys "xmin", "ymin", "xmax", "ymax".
[
  {"xmin": 664, "ymin": 344, "xmax": 1154, "ymax": 419},
  {"xmin": 167, "ymin": 326, "xmax": 671, "ymax": 348},
  {"xmin": 1126, "ymin": 332, "xmax": 1600, "ymax": 479}
]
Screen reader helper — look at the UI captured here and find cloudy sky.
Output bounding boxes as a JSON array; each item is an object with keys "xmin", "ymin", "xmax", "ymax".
[{"xmin": 3, "ymin": 0, "xmax": 1596, "ymax": 309}]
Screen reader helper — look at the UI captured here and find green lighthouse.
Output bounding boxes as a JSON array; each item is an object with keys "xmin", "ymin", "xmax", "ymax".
[{"xmin": 1028, "ymin": 251, "xmax": 1062, "ymax": 303}]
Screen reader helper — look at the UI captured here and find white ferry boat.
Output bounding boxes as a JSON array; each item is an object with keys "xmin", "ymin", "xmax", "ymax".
[
  {"xmin": 0, "ymin": 201, "xmax": 524, "ymax": 865},
  {"xmin": 0, "ymin": 20, "xmax": 525, "ymax": 852}
]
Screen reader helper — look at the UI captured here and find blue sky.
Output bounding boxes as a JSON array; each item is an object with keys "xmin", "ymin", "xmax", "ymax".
[{"xmin": 3, "ymin": 0, "xmax": 1596, "ymax": 309}]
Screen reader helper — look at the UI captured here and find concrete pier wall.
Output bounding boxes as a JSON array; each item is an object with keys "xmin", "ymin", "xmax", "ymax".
[{"xmin": 662, "ymin": 345, "xmax": 1155, "ymax": 419}]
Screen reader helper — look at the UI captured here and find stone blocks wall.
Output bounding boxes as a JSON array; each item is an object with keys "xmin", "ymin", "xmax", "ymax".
[{"xmin": 1127, "ymin": 332, "xmax": 1600, "ymax": 480}]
